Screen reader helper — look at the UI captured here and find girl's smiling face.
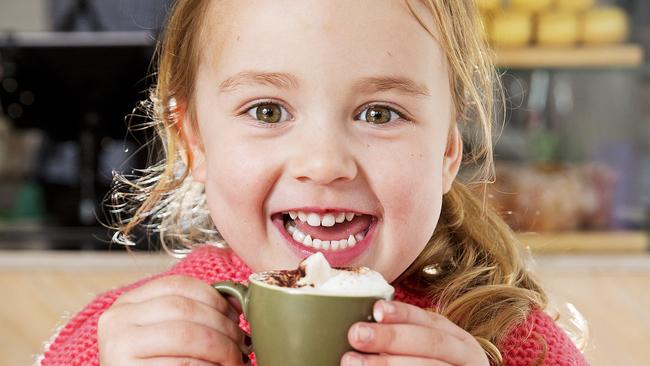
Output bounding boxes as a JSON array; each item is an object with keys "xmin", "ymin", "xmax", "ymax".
[{"xmin": 188, "ymin": 0, "xmax": 462, "ymax": 282}]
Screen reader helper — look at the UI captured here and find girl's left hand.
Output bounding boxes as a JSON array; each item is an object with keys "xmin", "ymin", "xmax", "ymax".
[{"xmin": 341, "ymin": 300, "xmax": 489, "ymax": 366}]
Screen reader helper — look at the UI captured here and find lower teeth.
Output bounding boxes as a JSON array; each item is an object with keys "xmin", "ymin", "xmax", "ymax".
[{"xmin": 284, "ymin": 220, "xmax": 366, "ymax": 251}]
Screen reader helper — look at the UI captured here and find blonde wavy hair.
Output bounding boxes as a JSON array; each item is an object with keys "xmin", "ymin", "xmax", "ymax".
[{"xmin": 109, "ymin": 1, "xmax": 549, "ymax": 364}]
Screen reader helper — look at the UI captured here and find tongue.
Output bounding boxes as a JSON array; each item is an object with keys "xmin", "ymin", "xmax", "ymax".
[{"xmin": 294, "ymin": 215, "xmax": 372, "ymax": 241}]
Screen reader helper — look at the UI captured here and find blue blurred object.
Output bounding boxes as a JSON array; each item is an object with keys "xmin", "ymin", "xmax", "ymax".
[{"xmin": 48, "ymin": 0, "xmax": 172, "ymax": 32}]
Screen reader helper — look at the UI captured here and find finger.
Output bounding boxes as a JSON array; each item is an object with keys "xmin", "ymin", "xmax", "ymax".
[
  {"xmin": 348, "ymin": 323, "xmax": 470, "ymax": 365},
  {"xmin": 341, "ymin": 352, "xmax": 452, "ymax": 366},
  {"xmin": 373, "ymin": 300, "xmax": 469, "ymax": 341},
  {"xmin": 139, "ymin": 358, "xmax": 222, "ymax": 366},
  {"xmin": 226, "ymin": 296, "xmax": 244, "ymax": 314},
  {"xmin": 113, "ymin": 295, "xmax": 244, "ymax": 345},
  {"xmin": 127, "ymin": 321, "xmax": 244, "ymax": 365},
  {"xmin": 115, "ymin": 275, "xmax": 240, "ymax": 320}
]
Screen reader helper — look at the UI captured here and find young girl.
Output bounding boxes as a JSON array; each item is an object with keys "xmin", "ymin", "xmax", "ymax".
[{"xmin": 40, "ymin": 1, "xmax": 588, "ymax": 365}]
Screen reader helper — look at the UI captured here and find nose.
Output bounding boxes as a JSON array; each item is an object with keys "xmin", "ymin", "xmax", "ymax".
[{"xmin": 287, "ymin": 124, "xmax": 358, "ymax": 185}]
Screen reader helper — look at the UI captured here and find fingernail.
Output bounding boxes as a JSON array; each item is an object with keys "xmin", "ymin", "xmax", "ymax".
[
  {"xmin": 354, "ymin": 325, "xmax": 373, "ymax": 343},
  {"xmin": 373, "ymin": 304, "xmax": 384, "ymax": 322},
  {"xmin": 383, "ymin": 301, "xmax": 396, "ymax": 314},
  {"xmin": 344, "ymin": 353, "xmax": 366, "ymax": 366},
  {"xmin": 374, "ymin": 301, "xmax": 395, "ymax": 322},
  {"xmin": 244, "ymin": 334, "xmax": 252, "ymax": 347}
]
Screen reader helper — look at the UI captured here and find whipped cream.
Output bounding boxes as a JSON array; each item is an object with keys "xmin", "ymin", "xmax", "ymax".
[{"xmin": 294, "ymin": 252, "xmax": 394, "ymax": 298}]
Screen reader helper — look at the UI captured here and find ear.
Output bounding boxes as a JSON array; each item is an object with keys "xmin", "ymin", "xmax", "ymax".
[
  {"xmin": 180, "ymin": 112, "xmax": 207, "ymax": 183},
  {"xmin": 442, "ymin": 124, "xmax": 463, "ymax": 194}
]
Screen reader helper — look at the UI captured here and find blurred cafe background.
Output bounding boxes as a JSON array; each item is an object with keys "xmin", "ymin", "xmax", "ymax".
[{"xmin": 0, "ymin": 0, "xmax": 649, "ymax": 365}]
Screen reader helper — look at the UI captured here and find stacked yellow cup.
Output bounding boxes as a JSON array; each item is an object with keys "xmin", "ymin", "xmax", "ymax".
[
  {"xmin": 479, "ymin": 0, "xmax": 630, "ymax": 48},
  {"xmin": 581, "ymin": 7, "xmax": 629, "ymax": 44},
  {"xmin": 536, "ymin": 0, "xmax": 586, "ymax": 46}
]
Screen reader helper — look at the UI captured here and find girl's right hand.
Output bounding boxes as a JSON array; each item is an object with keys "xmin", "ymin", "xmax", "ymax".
[{"xmin": 98, "ymin": 275, "xmax": 247, "ymax": 366}]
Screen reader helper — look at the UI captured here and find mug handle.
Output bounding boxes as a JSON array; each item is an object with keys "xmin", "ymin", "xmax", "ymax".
[
  {"xmin": 212, "ymin": 281, "xmax": 252, "ymax": 365},
  {"xmin": 212, "ymin": 280, "xmax": 250, "ymax": 316}
]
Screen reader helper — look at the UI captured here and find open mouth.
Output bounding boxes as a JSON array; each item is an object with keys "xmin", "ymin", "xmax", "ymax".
[{"xmin": 271, "ymin": 210, "xmax": 377, "ymax": 265}]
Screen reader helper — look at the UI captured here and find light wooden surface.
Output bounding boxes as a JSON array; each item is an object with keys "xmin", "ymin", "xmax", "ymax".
[
  {"xmin": 1, "ymin": 251, "xmax": 649, "ymax": 366},
  {"xmin": 494, "ymin": 44, "xmax": 645, "ymax": 68},
  {"xmin": 518, "ymin": 231, "xmax": 649, "ymax": 254},
  {"xmin": 0, "ymin": 251, "xmax": 174, "ymax": 366}
]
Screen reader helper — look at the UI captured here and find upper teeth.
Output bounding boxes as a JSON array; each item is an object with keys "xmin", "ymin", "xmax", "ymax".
[{"xmin": 288, "ymin": 211, "xmax": 359, "ymax": 227}]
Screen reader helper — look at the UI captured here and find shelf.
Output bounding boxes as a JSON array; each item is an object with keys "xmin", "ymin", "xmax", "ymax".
[
  {"xmin": 0, "ymin": 223, "xmax": 112, "ymax": 250},
  {"xmin": 495, "ymin": 44, "xmax": 645, "ymax": 68},
  {"xmin": 517, "ymin": 231, "xmax": 649, "ymax": 254},
  {"xmin": 0, "ymin": 31, "xmax": 154, "ymax": 47}
]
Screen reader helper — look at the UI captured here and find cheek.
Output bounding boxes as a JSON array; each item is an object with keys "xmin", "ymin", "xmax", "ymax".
[
  {"xmin": 384, "ymin": 157, "xmax": 443, "ymax": 255},
  {"xmin": 201, "ymin": 137, "xmax": 277, "ymax": 243},
  {"xmin": 372, "ymin": 142, "xmax": 444, "ymax": 225},
  {"xmin": 366, "ymin": 138, "xmax": 445, "ymax": 280}
]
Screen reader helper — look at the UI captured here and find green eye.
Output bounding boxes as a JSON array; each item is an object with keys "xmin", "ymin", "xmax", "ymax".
[
  {"xmin": 357, "ymin": 105, "xmax": 401, "ymax": 124},
  {"xmin": 247, "ymin": 102, "xmax": 286, "ymax": 124}
]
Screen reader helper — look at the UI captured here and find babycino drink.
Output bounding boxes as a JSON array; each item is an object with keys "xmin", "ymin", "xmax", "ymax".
[
  {"xmin": 213, "ymin": 253, "xmax": 394, "ymax": 366},
  {"xmin": 254, "ymin": 252, "xmax": 394, "ymax": 297}
]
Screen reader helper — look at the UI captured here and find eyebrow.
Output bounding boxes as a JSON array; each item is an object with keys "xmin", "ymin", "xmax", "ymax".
[{"xmin": 218, "ymin": 71, "xmax": 430, "ymax": 97}]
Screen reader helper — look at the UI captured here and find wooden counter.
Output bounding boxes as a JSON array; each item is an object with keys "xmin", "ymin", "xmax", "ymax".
[
  {"xmin": 1, "ymin": 250, "xmax": 649, "ymax": 366},
  {"xmin": 518, "ymin": 231, "xmax": 649, "ymax": 254}
]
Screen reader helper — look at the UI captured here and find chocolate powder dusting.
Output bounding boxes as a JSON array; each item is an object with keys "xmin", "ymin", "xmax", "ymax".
[
  {"xmin": 333, "ymin": 266, "xmax": 365, "ymax": 274},
  {"xmin": 257, "ymin": 269, "xmax": 304, "ymax": 288},
  {"xmin": 257, "ymin": 265, "xmax": 365, "ymax": 289}
]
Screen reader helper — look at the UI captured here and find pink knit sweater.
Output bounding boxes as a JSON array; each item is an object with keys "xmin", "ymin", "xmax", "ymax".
[{"xmin": 39, "ymin": 245, "xmax": 588, "ymax": 365}]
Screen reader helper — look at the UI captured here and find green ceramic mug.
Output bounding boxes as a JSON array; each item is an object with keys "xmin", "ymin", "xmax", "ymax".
[{"xmin": 213, "ymin": 274, "xmax": 394, "ymax": 366}]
